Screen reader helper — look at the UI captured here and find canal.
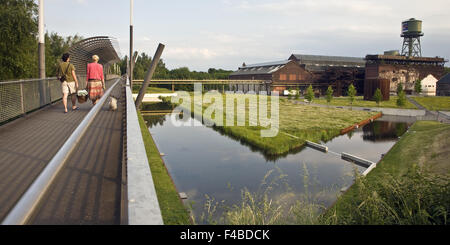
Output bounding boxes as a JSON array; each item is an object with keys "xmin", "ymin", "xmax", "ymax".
[{"xmin": 144, "ymin": 113, "xmax": 414, "ymax": 224}]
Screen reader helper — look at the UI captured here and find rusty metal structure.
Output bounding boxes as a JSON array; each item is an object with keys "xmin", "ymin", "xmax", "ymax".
[{"xmin": 68, "ymin": 36, "xmax": 121, "ymax": 87}]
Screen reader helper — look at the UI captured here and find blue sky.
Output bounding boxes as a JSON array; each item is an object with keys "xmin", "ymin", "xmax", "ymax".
[{"xmin": 43, "ymin": 0, "xmax": 450, "ymax": 71}]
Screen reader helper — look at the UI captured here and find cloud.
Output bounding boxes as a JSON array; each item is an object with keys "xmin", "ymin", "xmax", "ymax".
[{"xmin": 165, "ymin": 47, "xmax": 218, "ymax": 60}]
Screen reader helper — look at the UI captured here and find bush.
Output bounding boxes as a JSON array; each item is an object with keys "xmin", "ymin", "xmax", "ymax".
[
  {"xmin": 397, "ymin": 91, "xmax": 406, "ymax": 107},
  {"xmin": 347, "ymin": 84, "xmax": 356, "ymax": 106},
  {"xmin": 415, "ymin": 80, "xmax": 422, "ymax": 94},
  {"xmin": 326, "ymin": 86, "xmax": 333, "ymax": 104},
  {"xmin": 373, "ymin": 88, "xmax": 382, "ymax": 106},
  {"xmin": 397, "ymin": 83, "xmax": 404, "ymax": 95},
  {"xmin": 305, "ymin": 85, "xmax": 314, "ymax": 102}
]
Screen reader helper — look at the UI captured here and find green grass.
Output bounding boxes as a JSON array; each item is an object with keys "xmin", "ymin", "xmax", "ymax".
[
  {"xmin": 411, "ymin": 96, "xmax": 450, "ymax": 111},
  {"xmin": 132, "ymin": 85, "xmax": 173, "ymax": 94},
  {"xmin": 322, "ymin": 121, "xmax": 450, "ymax": 224},
  {"xmin": 312, "ymin": 96, "xmax": 417, "ymax": 109},
  {"xmin": 137, "ymin": 110, "xmax": 191, "ymax": 224},
  {"xmin": 178, "ymin": 93, "xmax": 377, "ymax": 156}
]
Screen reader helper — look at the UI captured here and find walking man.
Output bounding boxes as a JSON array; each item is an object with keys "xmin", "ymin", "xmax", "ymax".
[{"xmin": 58, "ymin": 53, "xmax": 79, "ymax": 113}]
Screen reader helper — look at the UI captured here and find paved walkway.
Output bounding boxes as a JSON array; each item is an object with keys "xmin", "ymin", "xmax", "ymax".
[{"xmin": 0, "ymin": 79, "xmax": 125, "ymax": 224}]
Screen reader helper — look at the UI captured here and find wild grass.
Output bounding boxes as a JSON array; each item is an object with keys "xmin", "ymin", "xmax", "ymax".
[
  {"xmin": 322, "ymin": 120, "xmax": 450, "ymax": 224},
  {"xmin": 312, "ymin": 96, "xmax": 417, "ymax": 109},
  {"xmin": 177, "ymin": 93, "xmax": 377, "ymax": 155},
  {"xmin": 322, "ymin": 166, "xmax": 449, "ymax": 225},
  {"xmin": 192, "ymin": 164, "xmax": 449, "ymax": 225},
  {"xmin": 132, "ymin": 85, "xmax": 173, "ymax": 94},
  {"xmin": 411, "ymin": 96, "xmax": 450, "ymax": 111}
]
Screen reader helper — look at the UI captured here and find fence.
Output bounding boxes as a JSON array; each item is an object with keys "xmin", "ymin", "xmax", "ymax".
[{"xmin": 0, "ymin": 76, "xmax": 88, "ymax": 124}]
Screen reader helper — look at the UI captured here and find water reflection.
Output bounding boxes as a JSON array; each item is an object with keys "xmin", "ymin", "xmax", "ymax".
[
  {"xmin": 143, "ymin": 112, "xmax": 414, "ymax": 223},
  {"xmin": 362, "ymin": 121, "xmax": 409, "ymax": 142}
]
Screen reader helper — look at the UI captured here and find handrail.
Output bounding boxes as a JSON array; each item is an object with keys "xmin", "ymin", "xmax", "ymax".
[
  {"xmin": 125, "ymin": 77, "xmax": 163, "ymax": 225},
  {"xmin": 1, "ymin": 78, "xmax": 122, "ymax": 225},
  {"xmin": 0, "ymin": 77, "xmax": 57, "ymax": 85}
]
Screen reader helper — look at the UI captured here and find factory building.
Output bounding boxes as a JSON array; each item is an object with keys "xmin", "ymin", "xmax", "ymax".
[
  {"xmin": 229, "ymin": 60, "xmax": 312, "ymax": 93},
  {"xmin": 288, "ymin": 54, "xmax": 366, "ymax": 95},
  {"xmin": 437, "ymin": 73, "xmax": 450, "ymax": 96},
  {"xmin": 363, "ymin": 55, "xmax": 445, "ymax": 100},
  {"xmin": 229, "ymin": 54, "xmax": 366, "ymax": 95}
]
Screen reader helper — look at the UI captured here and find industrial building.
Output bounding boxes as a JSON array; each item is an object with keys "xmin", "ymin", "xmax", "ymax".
[
  {"xmin": 363, "ymin": 54, "xmax": 445, "ymax": 100},
  {"xmin": 229, "ymin": 59, "xmax": 312, "ymax": 93},
  {"xmin": 363, "ymin": 18, "xmax": 446, "ymax": 100},
  {"xmin": 229, "ymin": 54, "xmax": 366, "ymax": 95},
  {"xmin": 437, "ymin": 73, "xmax": 450, "ymax": 96},
  {"xmin": 230, "ymin": 18, "xmax": 448, "ymax": 98}
]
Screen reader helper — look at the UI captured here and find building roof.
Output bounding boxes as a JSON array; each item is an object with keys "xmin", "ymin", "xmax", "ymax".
[
  {"xmin": 437, "ymin": 73, "xmax": 450, "ymax": 84},
  {"xmin": 365, "ymin": 54, "xmax": 446, "ymax": 65},
  {"xmin": 230, "ymin": 60, "xmax": 291, "ymax": 76},
  {"xmin": 289, "ymin": 54, "xmax": 365, "ymax": 68}
]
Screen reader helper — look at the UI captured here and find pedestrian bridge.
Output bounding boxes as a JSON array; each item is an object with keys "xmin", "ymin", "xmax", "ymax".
[{"xmin": 0, "ymin": 37, "xmax": 162, "ymax": 225}]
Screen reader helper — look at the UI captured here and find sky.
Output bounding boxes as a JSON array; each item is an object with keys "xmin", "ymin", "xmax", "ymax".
[{"xmin": 43, "ymin": 0, "xmax": 450, "ymax": 71}]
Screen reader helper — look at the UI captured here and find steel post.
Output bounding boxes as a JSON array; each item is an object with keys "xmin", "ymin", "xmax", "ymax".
[{"xmin": 135, "ymin": 43, "xmax": 165, "ymax": 108}]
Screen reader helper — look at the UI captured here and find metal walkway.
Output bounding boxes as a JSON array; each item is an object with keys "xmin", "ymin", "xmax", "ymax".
[{"xmin": 0, "ymin": 80, "xmax": 125, "ymax": 224}]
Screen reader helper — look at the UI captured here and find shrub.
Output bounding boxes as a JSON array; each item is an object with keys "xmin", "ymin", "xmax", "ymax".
[
  {"xmin": 397, "ymin": 83, "xmax": 404, "ymax": 95},
  {"xmin": 415, "ymin": 80, "xmax": 422, "ymax": 94},
  {"xmin": 373, "ymin": 88, "xmax": 382, "ymax": 106},
  {"xmin": 397, "ymin": 90, "xmax": 406, "ymax": 107},
  {"xmin": 347, "ymin": 84, "xmax": 356, "ymax": 106},
  {"xmin": 305, "ymin": 85, "xmax": 314, "ymax": 102},
  {"xmin": 326, "ymin": 86, "xmax": 333, "ymax": 104}
]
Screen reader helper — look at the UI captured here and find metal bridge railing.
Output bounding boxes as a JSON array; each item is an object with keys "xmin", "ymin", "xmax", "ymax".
[
  {"xmin": 0, "ymin": 76, "xmax": 89, "ymax": 125},
  {"xmin": 0, "ymin": 78, "xmax": 61, "ymax": 124},
  {"xmin": 1, "ymin": 77, "xmax": 123, "ymax": 225}
]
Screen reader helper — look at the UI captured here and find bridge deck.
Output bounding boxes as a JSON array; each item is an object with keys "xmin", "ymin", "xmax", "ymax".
[{"xmin": 0, "ymin": 81, "xmax": 124, "ymax": 224}]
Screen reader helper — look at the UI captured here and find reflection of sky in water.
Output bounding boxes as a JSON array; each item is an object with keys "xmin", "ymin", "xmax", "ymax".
[{"xmin": 147, "ymin": 114, "xmax": 411, "ymax": 221}]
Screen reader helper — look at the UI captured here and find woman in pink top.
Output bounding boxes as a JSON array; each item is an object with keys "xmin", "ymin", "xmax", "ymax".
[{"xmin": 86, "ymin": 55, "xmax": 105, "ymax": 105}]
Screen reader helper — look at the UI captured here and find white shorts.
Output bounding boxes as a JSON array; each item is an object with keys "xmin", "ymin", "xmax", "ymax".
[{"xmin": 62, "ymin": 81, "xmax": 76, "ymax": 95}]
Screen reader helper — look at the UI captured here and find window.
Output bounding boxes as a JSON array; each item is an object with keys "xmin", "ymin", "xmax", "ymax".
[
  {"xmin": 289, "ymin": 74, "xmax": 297, "ymax": 80},
  {"xmin": 280, "ymin": 74, "xmax": 287, "ymax": 80}
]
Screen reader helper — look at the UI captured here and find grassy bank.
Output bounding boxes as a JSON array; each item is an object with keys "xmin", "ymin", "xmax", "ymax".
[
  {"xmin": 192, "ymin": 94, "xmax": 377, "ymax": 155},
  {"xmin": 411, "ymin": 96, "xmax": 450, "ymax": 111},
  {"xmin": 312, "ymin": 96, "xmax": 417, "ymax": 109},
  {"xmin": 137, "ymin": 110, "xmax": 191, "ymax": 224},
  {"xmin": 322, "ymin": 121, "xmax": 450, "ymax": 224},
  {"xmin": 132, "ymin": 85, "xmax": 173, "ymax": 94}
]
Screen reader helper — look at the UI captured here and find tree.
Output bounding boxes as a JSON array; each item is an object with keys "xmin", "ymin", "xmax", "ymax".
[
  {"xmin": 397, "ymin": 90, "xmax": 406, "ymax": 107},
  {"xmin": 373, "ymin": 88, "xmax": 382, "ymax": 106},
  {"xmin": 294, "ymin": 87, "xmax": 300, "ymax": 100},
  {"xmin": 396, "ymin": 83, "xmax": 404, "ymax": 95},
  {"xmin": 0, "ymin": 0, "xmax": 38, "ymax": 80},
  {"xmin": 326, "ymin": 85, "xmax": 333, "ymax": 104},
  {"xmin": 414, "ymin": 80, "xmax": 422, "ymax": 94},
  {"xmin": 45, "ymin": 32, "xmax": 83, "ymax": 76},
  {"xmin": 305, "ymin": 85, "xmax": 314, "ymax": 102},
  {"xmin": 347, "ymin": 84, "xmax": 356, "ymax": 106}
]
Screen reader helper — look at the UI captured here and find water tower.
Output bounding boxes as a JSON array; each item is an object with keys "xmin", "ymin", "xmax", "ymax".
[{"xmin": 401, "ymin": 18, "xmax": 423, "ymax": 57}]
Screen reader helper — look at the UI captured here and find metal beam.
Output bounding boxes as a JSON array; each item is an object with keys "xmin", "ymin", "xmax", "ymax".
[{"xmin": 135, "ymin": 43, "xmax": 165, "ymax": 108}]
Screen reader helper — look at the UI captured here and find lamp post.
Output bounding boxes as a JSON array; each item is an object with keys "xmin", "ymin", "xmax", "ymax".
[
  {"xmin": 38, "ymin": 0, "xmax": 47, "ymax": 105},
  {"xmin": 129, "ymin": 0, "xmax": 134, "ymax": 88}
]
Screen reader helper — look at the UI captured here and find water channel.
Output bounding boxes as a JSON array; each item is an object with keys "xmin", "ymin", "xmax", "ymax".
[{"xmin": 144, "ymin": 113, "xmax": 414, "ymax": 223}]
